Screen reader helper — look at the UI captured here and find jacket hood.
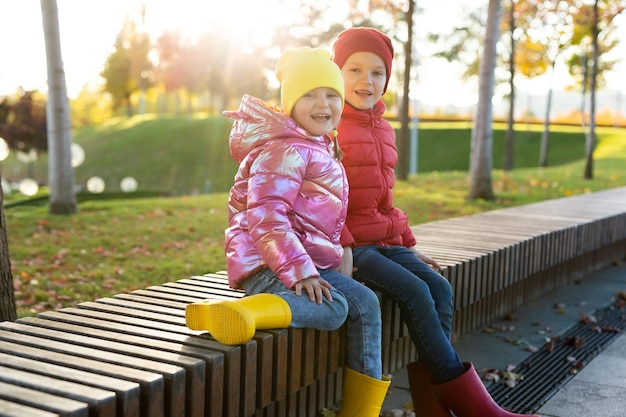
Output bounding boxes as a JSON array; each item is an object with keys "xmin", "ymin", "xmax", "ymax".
[{"xmin": 224, "ymin": 94, "xmax": 326, "ymax": 163}]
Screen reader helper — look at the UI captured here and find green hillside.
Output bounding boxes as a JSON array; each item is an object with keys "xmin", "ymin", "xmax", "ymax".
[
  {"xmin": 4, "ymin": 117, "xmax": 625, "ymax": 318},
  {"xmin": 1, "ymin": 116, "xmax": 609, "ymax": 197}
]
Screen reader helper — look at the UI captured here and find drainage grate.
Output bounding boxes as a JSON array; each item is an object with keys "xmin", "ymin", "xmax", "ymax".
[{"xmin": 488, "ymin": 301, "xmax": 626, "ymax": 414}]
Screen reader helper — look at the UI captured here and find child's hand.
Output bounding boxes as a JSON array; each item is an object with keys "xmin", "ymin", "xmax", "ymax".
[
  {"xmin": 410, "ymin": 246, "xmax": 444, "ymax": 273},
  {"xmin": 295, "ymin": 277, "xmax": 333, "ymax": 304}
]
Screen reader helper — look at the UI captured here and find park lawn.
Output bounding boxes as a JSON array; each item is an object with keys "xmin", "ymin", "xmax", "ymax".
[{"xmin": 5, "ymin": 121, "xmax": 626, "ymax": 318}]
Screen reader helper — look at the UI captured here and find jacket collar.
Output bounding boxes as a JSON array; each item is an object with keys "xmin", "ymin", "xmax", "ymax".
[{"xmin": 342, "ymin": 99, "xmax": 386, "ymax": 123}]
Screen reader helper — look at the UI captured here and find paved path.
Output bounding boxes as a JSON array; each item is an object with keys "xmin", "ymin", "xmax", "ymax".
[{"xmin": 381, "ymin": 262, "xmax": 626, "ymax": 417}]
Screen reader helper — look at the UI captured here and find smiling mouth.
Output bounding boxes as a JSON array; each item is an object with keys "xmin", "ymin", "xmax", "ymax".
[
  {"xmin": 312, "ymin": 114, "xmax": 331, "ymax": 120},
  {"xmin": 355, "ymin": 90, "xmax": 372, "ymax": 96}
]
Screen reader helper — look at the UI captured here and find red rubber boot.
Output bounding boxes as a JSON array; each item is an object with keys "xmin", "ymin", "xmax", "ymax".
[
  {"xmin": 406, "ymin": 361, "xmax": 452, "ymax": 417},
  {"xmin": 434, "ymin": 363, "xmax": 539, "ymax": 417}
]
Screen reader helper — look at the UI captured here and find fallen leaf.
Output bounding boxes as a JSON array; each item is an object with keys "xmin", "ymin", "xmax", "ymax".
[
  {"xmin": 504, "ymin": 312, "xmax": 519, "ymax": 321},
  {"xmin": 546, "ymin": 336, "xmax": 559, "ymax": 353},
  {"xmin": 579, "ymin": 312, "xmax": 597, "ymax": 324},
  {"xmin": 569, "ymin": 361, "xmax": 584, "ymax": 375},
  {"xmin": 484, "ymin": 371, "xmax": 500, "ymax": 383},
  {"xmin": 565, "ymin": 335, "xmax": 585, "ymax": 349},
  {"xmin": 601, "ymin": 326, "xmax": 621, "ymax": 333}
]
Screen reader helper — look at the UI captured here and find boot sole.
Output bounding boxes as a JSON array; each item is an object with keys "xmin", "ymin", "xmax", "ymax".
[{"xmin": 186, "ymin": 301, "xmax": 255, "ymax": 345}]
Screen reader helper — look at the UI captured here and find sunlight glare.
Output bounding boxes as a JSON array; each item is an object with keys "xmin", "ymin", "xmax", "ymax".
[
  {"xmin": 202, "ymin": 1, "xmax": 277, "ymax": 48},
  {"xmin": 0, "ymin": 138, "xmax": 9, "ymax": 161},
  {"xmin": 1, "ymin": 179, "xmax": 10, "ymax": 195},
  {"xmin": 71, "ymin": 143, "xmax": 85, "ymax": 167},
  {"xmin": 142, "ymin": 0, "xmax": 277, "ymax": 49},
  {"xmin": 18, "ymin": 178, "xmax": 38, "ymax": 196},
  {"xmin": 16, "ymin": 149, "xmax": 38, "ymax": 164},
  {"xmin": 120, "ymin": 177, "xmax": 138, "ymax": 193},
  {"xmin": 86, "ymin": 176, "xmax": 106, "ymax": 193}
]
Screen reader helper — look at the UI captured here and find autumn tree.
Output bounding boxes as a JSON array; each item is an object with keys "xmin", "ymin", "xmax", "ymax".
[
  {"xmin": 179, "ymin": 41, "xmax": 212, "ymax": 115},
  {"xmin": 0, "ymin": 90, "xmax": 48, "ymax": 154},
  {"xmin": 503, "ymin": 0, "xmax": 519, "ymax": 171},
  {"xmin": 429, "ymin": 1, "xmax": 551, "ymax": 172},
  {"xmin": 501, "ymin": 0, "xmax": 542, "ymax": 171},
  {"xmin": 101, "ymin": 17, "xmax": 152, "ymax": 117},
  {"xmin": 70, "ymin": 85, "xmax": 114, "ymax": 128},
  {"xmin": 156, "ymin": 30, "xmax": 185, "ymax": 115},
  {"xmin": 567, "ymin": 0, "xmax": 624, "ymax": 179},
  {"xmin": 397, "ymin": 0, "xmax": 416, "ymax": 181},
  {"xmin": 469, "ymin": 0, "xmax": 501, "ymax": 201},
  {"xmin": 0, "ymin": 178, "xmax": 17, "ymax": 322},
  {"xmin": 346, "ymin": 0, "xmax": 416, "ymax": 180},
  {"xmin": 524, "ymin": 0, "xmax": 576, "ymax": 168},
  {"xmin": 0, "ymin": 188, "xmax": 16, "ymax": 322},
  {"xmin": 41, "ymin": 0, "xmax": 77, "ymax": 215}
]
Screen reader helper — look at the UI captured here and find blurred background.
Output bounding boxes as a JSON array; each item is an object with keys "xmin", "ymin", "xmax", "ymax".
[{"xmin": 1, "ymin": 0, "xmax": 624, "ymax": 197}]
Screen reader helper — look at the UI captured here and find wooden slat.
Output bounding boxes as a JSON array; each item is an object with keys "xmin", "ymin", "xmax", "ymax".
[
  {"xmin": 0, "ymin": 398, "xmax": 61, "ymax": 417},
  {"xmin": 0, "ymin": 351, "xmax": 140, "ymax": 417},
  {"xmin": 0, "ymin": 365, "xmax": 116, "ymax": 417},
  {"xmin": 0, "ymin": 381, "xmax": 88, "ymax": 417},
  {"xmin": 0, "ymin": 329, "xmax": 186, "ymax": 417},
  {"xmin": 1, "ymin": 320, "xmax": 205, "ymax": 417},
  {"xmin": 36, "ymin": 309, "xmax": 240, "ymax": 417},
  {"xmin": 11, "ymin": 316, "xmax": 222, "ymax": 417},
  {"xmin": 0, "ymin": 338, "xmax": 164, "ymax": 417}
]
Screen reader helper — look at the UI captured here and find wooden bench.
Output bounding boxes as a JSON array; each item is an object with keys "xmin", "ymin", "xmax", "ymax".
[{"xmin": 0, "ymin": 186, "xmax": 625, "ymax": 417}]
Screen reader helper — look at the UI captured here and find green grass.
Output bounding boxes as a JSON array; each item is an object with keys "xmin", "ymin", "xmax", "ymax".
[
  {"xmin": 0, "ymin": 117, "xmax": 600, "ymax": 196},
  {"xmin": 4, "ymin": 118, "xmax": 626, "ymax": 318},
  {"xmin": 3, "ymin": 114, "xmax": 240, "ymax": 196},
  {"xmin": 8, "ymin": 195, "xmax": 229, "ymax": 317}
]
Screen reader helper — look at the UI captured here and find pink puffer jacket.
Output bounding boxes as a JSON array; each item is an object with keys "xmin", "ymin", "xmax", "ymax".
[{"xmin": 224, "ymin": 94, "xmax": 349, "ymax": 289}]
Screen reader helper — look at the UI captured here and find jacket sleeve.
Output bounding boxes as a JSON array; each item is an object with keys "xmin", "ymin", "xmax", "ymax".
[
  {"xmin": 401, "ymin": 223, "xmax": 417, "ymax": 248},
  {"xmin": 340, "ymin": 224, "xmax": 355, "ymax": 248},
  {"xmin": 246, "ymin": 143, "xmax": 319, "ymax": 288}
]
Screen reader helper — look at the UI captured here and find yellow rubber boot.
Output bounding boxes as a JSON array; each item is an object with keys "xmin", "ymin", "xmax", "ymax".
[
  {"xmin": 339, "ymin": 367, "xmax": 391, "ymax": 417},
  {"xmin": 185, "ymin": 293, "xmax": 292, "ymax": 345}
]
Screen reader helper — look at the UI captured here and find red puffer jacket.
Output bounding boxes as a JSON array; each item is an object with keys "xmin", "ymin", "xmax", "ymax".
[{"xmin": 337, "ymin": 100, "xmax": 416, "ymax": 248}]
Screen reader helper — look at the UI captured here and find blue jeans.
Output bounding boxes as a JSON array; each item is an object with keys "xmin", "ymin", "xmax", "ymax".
[
  {"xmin": 353, "ymin": 245, "xmax": 465, "ymax": 383},
  {"xmin": 241, "ymin": 268, "xmax": 383, "ymax": 379}
]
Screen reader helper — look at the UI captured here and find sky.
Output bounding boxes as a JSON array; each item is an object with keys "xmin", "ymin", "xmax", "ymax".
[{"xmin": 1, "ymin": 0, "xmax": 625, "ymax": 110}]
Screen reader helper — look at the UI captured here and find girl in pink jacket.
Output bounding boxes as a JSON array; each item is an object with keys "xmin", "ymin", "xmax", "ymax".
[
  {"xmin": 332, "ymin": 27, "xmax": 538, "ymax": 417},
  {"xmin": 186, "ymin": 47, "xmax": 390, "ymax": 417}
]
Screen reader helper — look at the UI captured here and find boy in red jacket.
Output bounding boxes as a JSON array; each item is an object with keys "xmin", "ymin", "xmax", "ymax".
[{"xmin": 332, "ymin": 27, "xmax": 538, "ymax": 417}]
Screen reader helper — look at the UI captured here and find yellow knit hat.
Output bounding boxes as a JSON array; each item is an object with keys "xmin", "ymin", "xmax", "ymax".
[{"xmin": 275, "ymin": 47, "xmax": 345, "ymax": 116}]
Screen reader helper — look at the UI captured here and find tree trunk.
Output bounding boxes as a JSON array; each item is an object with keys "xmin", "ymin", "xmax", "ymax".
[
  {"xmin": 503, "ymin": 0, "xmax": 516, "ymax": 171},
  {"xmin": 41, "ymin": 0, "xmax": 77, "ymax": 215},
  {"xmin": 0, "ymin": 178, "xmax": 17, "ymax": 322},
  {"xmin": 469, "ymin": 0, "xmax": 500, "ymax": 201},
  {"xmin": 396, "ymin": 0, "xmax": 415, "ymax": 181},
  {"xmin": 584, "ymin": 0, "xmax": 599, "ymax": 180},
  {"xmin": 539, "ymin": 60, "xmax": 557, "ymax": 168}
]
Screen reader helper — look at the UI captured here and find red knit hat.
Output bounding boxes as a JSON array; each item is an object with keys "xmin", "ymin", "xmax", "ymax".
[{"xmin": 332, "ymin": 27, "xmax": 394, "ymax": 93}]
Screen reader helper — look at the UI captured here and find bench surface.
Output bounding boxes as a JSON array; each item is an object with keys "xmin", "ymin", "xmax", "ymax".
[{"xmin": 0, "ymin": 186, "xmax": 625, "ymax": 417}]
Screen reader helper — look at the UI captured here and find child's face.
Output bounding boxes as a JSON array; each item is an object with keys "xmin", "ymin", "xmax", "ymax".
[
  {"xmin": 340, "ymin": 52, "xmax": 386, "ymax": 110},
  {"xmin": 292, "ymin": 87, "xmax": 342, "ymax": 136}
]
